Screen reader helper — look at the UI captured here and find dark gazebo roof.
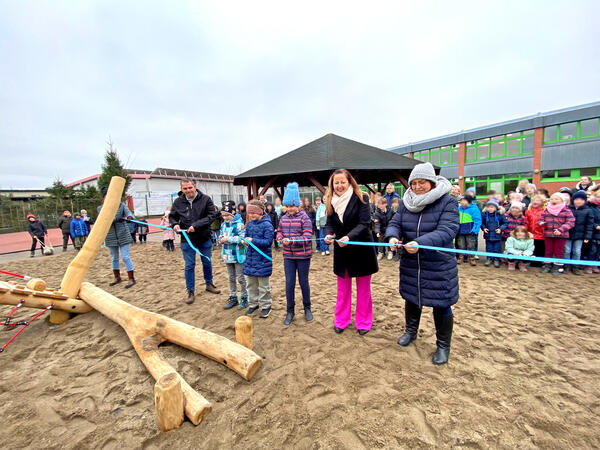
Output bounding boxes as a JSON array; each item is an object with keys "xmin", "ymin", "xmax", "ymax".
[{"xmin": 234, "ymin": 133, "xmax": 432, "ymax": 196}]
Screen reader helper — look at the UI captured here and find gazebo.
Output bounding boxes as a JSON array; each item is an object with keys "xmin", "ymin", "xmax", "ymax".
[{"xmin": 234, "ymin": 133, "xmax": 434, "ymax": 199}]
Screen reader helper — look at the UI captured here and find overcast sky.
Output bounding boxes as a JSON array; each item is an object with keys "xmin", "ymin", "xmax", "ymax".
[{"xmin": 1, "ymin": 1, "xmax": 599, "ymax": 189}]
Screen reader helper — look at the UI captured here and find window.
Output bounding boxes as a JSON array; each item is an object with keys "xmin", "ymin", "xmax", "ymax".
[
  {"xmin": 429, "ymin": 150, "xmax": 439, "ymax": 165},
  {"xmin": 504, "ymin": 179, "xmax": 518, "ymax": 192},
  {"xmin": 466, "ymin": 146, "xmax": 476, "ymax": 162},
  {"xmin": 439, "ymin": 151, "xmax": 451, "ymax": 165},
  {"xmin": 522, "ymin": 129, "xmax": 535, "ymax": 136},
  {"xmin": 477, "ymin": 144, "xmax": 489, "ymax": 160},
  {"xmin": 544, "ymin": 126, "xmax": 557, "ymax": 143},
  {"xmin": 522, "ymin": 136, "xmax": 534, "ymax": 153},
  {"xmin": 559, "ymin": 122, "xmax": 577, "ymax": 140},
  {"xmin": 452, "ymin": 148, "xmax": 460, "ymax": 163},
  {"xmin": 581, "ymin": 167, "xmax": 597, "ymax": 176},
  {"xmin": 541, "ymin": 171, "xmax": 555, "ymax": 179},
  {"xmin": 491, "ymin": 141, "xmax": 504, "ymax": 158},
  {"xmin": 580, "ymin": 119, "xmax": 599, "ymax": 137},
  {"xmin": 476, "ymin": 182, "xmax": 487, "ymax": 194},
  {"xmin": 506, "ymin": 138, "xmax": 520, "ymax": 156},
  {"xmin": 220, "ymin": 194, "xmax": 228, "ymax": 204},
  {"xmin": 238, "ymin": 194, "xmax": 244, "ymax": 204},
  {"xmin": 490, "ymin": 181, "xmax": 503, "ymax": 193},
  {"xmin": 557, "ymin": 169, "xmax": 572, "ymax": 178}
]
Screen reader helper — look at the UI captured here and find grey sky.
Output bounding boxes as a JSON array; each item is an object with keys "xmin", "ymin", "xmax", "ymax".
[{"xmin": 1, "ymin": 1, "xmax": 599, "ymax": 189}]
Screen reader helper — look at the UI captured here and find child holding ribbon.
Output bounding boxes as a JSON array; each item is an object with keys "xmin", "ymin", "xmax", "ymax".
[{"xmin": 219, "ymin": 201, "xmax": 248, "ymax": 310}]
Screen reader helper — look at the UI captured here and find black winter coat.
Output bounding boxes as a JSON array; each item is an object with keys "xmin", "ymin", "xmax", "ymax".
[
  {"xmin": 385, "ymin": 194, "xmax": 459, "ymax": 308},
  {"xmin": 325, "ymin": 192, "xmax": 378, "ymax": 278},
  {"xmin": 27, "ymin": 220, "xmax": 47, "ymax": 238},
  {"xmin": 169, "ymin": 191, "xmax": 216, "ymax": 245},
  {"xmin": 568, "ymin": 204, "xmax": 594, "ymax": 240},
  {"xmin": 57, "ymin": 216, "xmax": 72, "ymax": 234},
  {"xmin": 589, "ymin": 203, "xmax": 600, "ymax": 240},
  {"xmin": 373, "ymin": 207, "xmax": 393, "ymax": 235}
]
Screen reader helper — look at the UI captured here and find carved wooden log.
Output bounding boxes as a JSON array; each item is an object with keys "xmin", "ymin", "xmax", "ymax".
[
  {"xmin": 235, "ymin": 316, "xmax": 254, "ymax": 350},
  {"xmin": 0, "ymin": 291, "xmax": 93, "ymax": 314},
  {"xmin": 154, "ymin": 373, "xmax": 185, "ymax": 432},
  {"xmin": 51, "ymin": 176, "xmax": 126, "ymax": 324},
  {"xmin": 25, "ymin": 278, "xmax": 46, "ymax": 291}
]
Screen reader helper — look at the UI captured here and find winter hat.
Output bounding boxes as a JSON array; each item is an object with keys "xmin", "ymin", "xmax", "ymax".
[
  {"xmin": 26, "ymin": 213, "xmax": 35, "ymax": 219},
  {"xmin": 510, "ymin": 202, "xmax": 524, "ymax": 210},
  {"xmin": 63, "ymin": 210, "xmax": 70, "ymax": 215},
  {"xmin": 282, "ymin": 182, "xmax": 301, "ymax": 207},
  {"xmin": 572, "ymin": 190, "xmax": 587, "ymax": 202},
  {"xmin": 246, "ymin": 199, "xmax": 265, "ymax": 216},
  {"xmin": 459, "ymin": 195, "xmax": 472, "ymax": 203},
  {"xmin": 221, "ymin": 201, "xmax": 237, "ymax": 216},
  {"xmin": 485, "ymin": 199, "xmax": 499, "ymax": 209},
  {"xmin": 558, "ymin": 187, "xmax": 573, "ymax": 196},
  {"xmin": 408, "ymin": 162, "xmax": 437, "ymax": 185},
  {"xmin": 100, "ymin": 186, "xmax": 108, "ymax": 196}
]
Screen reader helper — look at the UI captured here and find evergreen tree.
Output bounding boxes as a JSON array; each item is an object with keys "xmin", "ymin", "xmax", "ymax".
[
  {"xmin": 97, "ymin": 137, "xmax": 131, "ymax": 197},
  {"xmin": 46, "ymin": 178, "xmax": 74, "ymax": 199}
]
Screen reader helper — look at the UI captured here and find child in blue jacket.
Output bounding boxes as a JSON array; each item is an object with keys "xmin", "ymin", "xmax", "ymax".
[
  {"xmin": 456, "ymin": 196, "xmax": 482, "ymax": 265},
  {"xmin": 69, "ymin": 212, "xmax": 89, "ymax": 250},
  {"xmin": 481, "ymin": 199, "xmax": 507, "ymax": 267},
  {"xmin": 242, "ymin": 200, "xmax": 274, "ymax": 319},
  {"xmin": 219, "ymin": 201, "xmax": 248, "ymax": 310}
]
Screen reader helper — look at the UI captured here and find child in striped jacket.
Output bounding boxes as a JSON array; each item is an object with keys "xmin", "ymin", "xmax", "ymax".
[
  {"xmin": 538, "ymin": 193, "xmax": 575, "ymax": 275},
  {"xmin": 277, "ymin": 182, "xmax": 314, "ymax": 326}
]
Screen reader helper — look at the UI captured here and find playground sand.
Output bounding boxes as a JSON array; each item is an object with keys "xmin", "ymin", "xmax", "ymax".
[{"xmin": 1, "ymin": 243, "xmax": 599, "ymax": 449}]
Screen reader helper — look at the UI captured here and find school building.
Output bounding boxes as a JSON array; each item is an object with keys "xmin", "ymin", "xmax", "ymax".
[{"xmin": 388, "ymin": 101, "xmax": 600, "ymax": 196}]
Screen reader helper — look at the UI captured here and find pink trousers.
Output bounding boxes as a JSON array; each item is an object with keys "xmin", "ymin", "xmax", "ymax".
[{"xmin": 335, "ymin": 273, "xmax": 373, "ymax": 330}]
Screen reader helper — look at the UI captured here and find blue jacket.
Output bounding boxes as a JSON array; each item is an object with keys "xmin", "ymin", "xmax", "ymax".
[
  {"xmin": 458, "ymin": 203, "xmax": 482, "ymax": 235},
  {"xmin": 243, "ymin": 214, "xmax": 273, "ymax": 277},
  {"xmin": 589, "ymin": 202, "xmax": 600, "ymax": 240},
  {"xmin": 481, "ymin": 210, "xmax": 507, "ymax": 242},
  {"xmin": 568, "ymin": 204, "xmax": 594, "ymax": 240},
  {"xmin": 384, "ymin": 194, "xmax": 459, "ymax": 308},
  {"xmin": 384, "ymin": 192, "xmax": 401, "ymax": 207},
  {"xmin": 219, "ymin": 216, "xmax": 246, "ymax": 264},
  {"xmin": 70, "ymin": 218, "xmax": 89, "ymax": 237}
]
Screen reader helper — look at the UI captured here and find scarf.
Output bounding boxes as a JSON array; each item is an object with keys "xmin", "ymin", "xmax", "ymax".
[
  {"xmin": 402, "ymin": 176, "xmax": 452, "ymax": 213},
  {"xmin": 331, "ymin": 187, "xmax": 354, "ymax": 223},
  {"xmin": 547, "ymin": 202, "xmax": 565, "ymax": 216}
]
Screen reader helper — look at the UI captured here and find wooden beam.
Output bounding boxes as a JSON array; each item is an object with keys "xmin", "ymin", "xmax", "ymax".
[
  {"xmin": 392, "ymin": 171, "xmax": 409, "ymax": 188},
  {"xmin": 251, "ymin": 178, "xmax": 258, "ymax": 200},
  {"xmin": 273, "ymin": 186, "xmax": 283, "ymax": 200},
  {"xmin": 364, "ymin": 184, "xmax": 376, "ymax": 194},
  {"xmin": 247, "ymin": 183, "xmax": 252, "ymax": 201},
  {"xmin": 259, "ymin": 176, "xmax": 277, "ymax": 196},
  {"xmin": 306, "ymin": 174, "xmax": 326, "ymax": 195}
]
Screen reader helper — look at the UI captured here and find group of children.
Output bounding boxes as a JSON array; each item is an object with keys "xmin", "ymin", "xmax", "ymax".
[{"xmin": 455, "ymin": 183, "xmax": 600, "ymax": 275}]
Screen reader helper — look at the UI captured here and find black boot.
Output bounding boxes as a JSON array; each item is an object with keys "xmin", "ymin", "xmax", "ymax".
[
  {"xmin": 185, "ymin": 290, "xmax": 195, "ymax": 304},
  {"xmin": 541, "ymin": 263, "xmax": 552, "ymax": 273},
  {"xmin": 125, "ymin": 270, "xmax": 136, "ymax": 288},
  {"xmin": 109, "ymin": 269, "xmax": 122, "ymax": 286},
  {"xmin": 397, "ymin": 301, "xmax": 421, "ymax": 347},
  {"xmin": 432, "ymin": 311, "xmax": 453, "ymax": 365}
]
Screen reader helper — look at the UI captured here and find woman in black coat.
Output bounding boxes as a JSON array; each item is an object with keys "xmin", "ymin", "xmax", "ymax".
[
  {"xmin": 324, "ymin": 169, "xmax": 378, "ymax": 335},
  {"xmin": 385, "ymin": 162, "xmax": 459, "ymax": 365}
]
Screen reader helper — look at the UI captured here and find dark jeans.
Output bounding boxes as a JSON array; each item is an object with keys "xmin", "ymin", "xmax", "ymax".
[
  {"xmin": 139, "ymin": 234, "xmax": 147, "ymax": 243},
  {"xmin": 531, "ymin": 239, "xmax": 545, "ymax": 267},
  {"xmin": 181, "ymin": 239, "xmax": 213, "ymax": 291},
  {"xmin": 130, "ymin": 232, "xmax": 137, "ymax": 243},
  {"xmin": 284, "ymin": 258, "xmax": 311, "ymax": 312},
  {"xmin": 31, "ymin": 236, "xmax": 44, "ymax": 254},
  {"xmin": 163, "ymin": 239, "xmax": 175, "ymax": 251},
  {"xmin": 485, "ymin": 240, "xmax": 502, "ymax": 261},
  {"xmin": 62, "ymin": 232, "xmax": 70, "ymax": 250},
  {"xmin": 587, "ymin": 240, "xmax": 600, "ymax": 262},
  {"xmin": 455, "ymin": 234, "xmax": 477, "ymax": 260}
]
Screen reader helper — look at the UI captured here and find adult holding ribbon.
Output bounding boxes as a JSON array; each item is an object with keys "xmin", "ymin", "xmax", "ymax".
[
  {"xmin": 170, "ymin": 179, "xmax": 221, "ymax": 305},
  {"xmin": 385, "ymin": 162, "xmax": 459, "ymax": 365},
  {"xmin": 324, "ymin": 169, "xmax": 378, "ymax": 335}
]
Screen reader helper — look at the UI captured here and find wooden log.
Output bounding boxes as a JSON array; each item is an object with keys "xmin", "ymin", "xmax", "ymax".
[
  {"xmin": 154, "ymin": 373, "xmax": 185, "ymax": 431},
  {"xmin": 0, "ymin": 291, "xmax": 93, "ymax": 314},
  {"xmin": 53, "ymin": 176, "xmax": 125, "ymax": 324},
  {"xmin": 79, "ymin": 282, "xmax": 262, "ymax": 380},
  {"xmin": 235, "ymin": 316, "xmax": 254, "ymax": 350},
  {"xmin": 26, "ymin": 278, "xmax": 46, "ymax": 291}
]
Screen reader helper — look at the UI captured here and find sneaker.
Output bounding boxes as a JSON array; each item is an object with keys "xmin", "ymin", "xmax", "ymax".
[
  {"xmin": 185, "ymin": 290, "xmax": 195, "ymax": 305},
  {"xmin": 321, "ymin": 252, "xmax": 325, "ymax": 256},
  {"xmin": 493, "ymin": 260, "xmax": 500, "ymax": 268},
  {"xmin": 592, "ymin": 267, "xmax": 600, "ymax": 274},
  {"xmin": 484, "ymin": 259, "xmax": 492, "ymax": 266},
  {"xmin": 206, "ymin": 283, "xmax": 221, "ymax": 294},
  {"xmin": 224, "ymin": 296, "xmax": 238, "ymax": 309},
  {"xmin": 259, "ymin": 307, "xmax": 271, "ymax": 318},
  {"xmin": 304, "ymin": 308, "xmax": 313, "ymax": 322},
  {"xmin": 541, "ymin": 264, "xmax": 552, "ymax": 273},
  {"xmin": 377, "ymin": 252, "xmax": 384, "ymax": 261},
  {"xmin": 238, "ymin": 296, "xmax": 248, "ymax": 309},
  {"xmin": 387, "ymin": 251, "xmax": 394, "ymax": 260},
  {"xmin": 245, "ymin": 306, "xmax": 259, "ymax": 315},
  {"xmin": 283, "ymin": 312, "xmax": 294, "ymax": 326},
  {"xmin": 325, "ymin": 250, "xmax": 330, "ymax": 255}
]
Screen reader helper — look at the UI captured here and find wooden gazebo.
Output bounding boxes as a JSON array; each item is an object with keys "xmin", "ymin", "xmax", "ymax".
[{"xmin": 234, "ymin": 133, "xmax": 433, "ymax": 199}]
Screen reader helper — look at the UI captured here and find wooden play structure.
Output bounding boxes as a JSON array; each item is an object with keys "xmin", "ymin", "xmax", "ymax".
[{"xmin": 0, "ymin": 176, "xmax": 262, "ymax": 431}]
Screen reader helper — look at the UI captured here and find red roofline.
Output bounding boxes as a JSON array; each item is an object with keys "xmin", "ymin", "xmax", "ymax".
[
  {"xmin": 67, "ymin": 172, "xmax": 234, "ymax": 187},
  {"xmin": 66, "ymin": 174, "xmax": 101, "ymax": 187}
]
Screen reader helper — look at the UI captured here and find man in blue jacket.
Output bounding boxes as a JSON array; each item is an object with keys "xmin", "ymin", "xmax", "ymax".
[
  {"xmin": 170, "ymin": 179, "xmax": 221, "ymax": 304},
  {"xmin": 383, "ymin": 183, "xmax": 401, "ymax": 208}
]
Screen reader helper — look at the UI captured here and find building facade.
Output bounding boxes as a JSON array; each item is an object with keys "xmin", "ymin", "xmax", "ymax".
[{"xmin": 388, "ymin": 102, "xmax": 600, "ymax": 196}]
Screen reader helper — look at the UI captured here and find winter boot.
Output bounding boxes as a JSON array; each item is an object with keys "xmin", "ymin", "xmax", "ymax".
[
  {"xmin": 284, "ymin": 311, "xmax": 294, "ymax": 326},
  {"xmin": 484, "ymin": 258, "xmax": 492, "ymax": 266},
  {"xmin": 518, "ymin": 262, "xmax": 528, "ymax": 272},
  {"xmin": 508, "ymin": 262, "xmax": 516, "ymax": 271},
  {"xmin": 238, "ymin": 295, "xmax": 248, "ymax": 309},
  {"xmin": 572, "ymin": 267, "xmax": 582, "ymax": 275},
  {"xmin": 469, "ymin": 256, "xmax": 477, "ymax": 266},
  {"xmin": 432, "ymin": 311, "xmax": 453, "ymax": 365},
  {"xmin": 397, "ymin": 301, "xmax": 422, "ymax": 347},
  {"xmin": 304, "ymin": 307, "xmax": 314, "ymax": 322},
  {"xmin": 109, "ymin": 269, "xmax": 122, "ymax": 286},
  {"xmin": 30, "ymin": 251, "xmax": 35, "ymax": 258},
  {"xmin": 552, "ymin": 265, "xmax": 562, "ymax": 275},
  {"xmin": 185, "ymin": 290, "xmax": 195, "ymax": 304},
  {"xmin": 206, "ymin": 283, "xmax": 221, "ymax": 294},
  {"xmin": 125, "ymin": 270, "xmax": 136, "ymax": 288},
  {"xmin": 224, "ymin": 296, "xmax": 238, "ymax": 309},
  {"xmin": 541, "ymin": 263, "xmax": 552, "ymax": 273},
  {"xmin": 456, "ymin": 257, "xmax": 462, "ymax": 265},
  {"xmin": 493, "ymin": 259, "xmax": 500, "ymax": 268}
]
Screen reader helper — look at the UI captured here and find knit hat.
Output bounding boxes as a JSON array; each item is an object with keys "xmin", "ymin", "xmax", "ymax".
[
  {"xmin": 282, "ymin": 182, "xmax": 301, "ymax": 207},
  {"xmin": 221, "ymin": 201, "xmax": 237, "ymax": 216},
  {"xmin": 246, "ymin": 199, "xmax": 265, "ymax": 216},
  {"xmin": 510, "ymin": 202, "xmax": 524, "ymax": 210},
  {"xmin": 26, "ymin": 213, "xmax": 35, "ymax": 219},
  {"xmin": 572, "ymin": 190, "xmax": 587, "ymax": 202},
  {"xmin": 459, "ymin": 195, "xmax": 472, "ymax": 203},
  {"xmin": 408, "ymin": 162, "xmax": 438, "ymax": 185},
  {"xmin": 558, "ymin": 187, "xmax": 573, "ymax": 196},
  {"xmin": 485, "ymin": 199, "xmax": 499, "ymax": 209}
]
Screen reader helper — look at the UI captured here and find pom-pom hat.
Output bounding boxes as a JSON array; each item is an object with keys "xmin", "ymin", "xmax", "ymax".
[{"xmin": 282, "ymin": 182, "xmax": 301, "ymax": 207}]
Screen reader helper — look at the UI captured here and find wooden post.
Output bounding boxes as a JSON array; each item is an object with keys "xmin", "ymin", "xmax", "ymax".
[
  {"xmin": 52, "ymin": 176, "xmax": 125, "ymax": 324},
  {"xmin": 235, "ymin": 316, "xmax": 254, "ymax": 350},
  {"xmin": 259, "ymin": 176, "xmax": 277, "ymax": 196},
  {"xmin": 306, "ymin": 174, "xmax": 326, "ymax": 195},
  {"xmin": 154, "ymin": 373, "xmax": 185, "ymax": 432},
  {"xmin": 392, "ymin": 171, "xmax": 409, "ymax": 189},
  {"xmin": 246, "ymin": 183, "xmax": 252, "ymax": 201},
  {"xmin": 26, "ymin": 278, "xmax": 46, "ymax": 291}
]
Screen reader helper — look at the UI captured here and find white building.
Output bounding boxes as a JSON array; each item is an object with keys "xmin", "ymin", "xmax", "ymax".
[{"xmin": 67, "ymin": 168, "xmax": 273, "ymax": 216}]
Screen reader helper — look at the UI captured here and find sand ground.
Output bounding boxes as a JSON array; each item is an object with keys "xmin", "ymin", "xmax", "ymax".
[{"xmin": 0, "ymin": 242, "xmax": 599, "ymax": 449}]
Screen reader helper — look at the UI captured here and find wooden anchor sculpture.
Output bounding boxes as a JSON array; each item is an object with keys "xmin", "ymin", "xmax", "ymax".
[{"xmin": 0, "ymin": 176, "xmax": 262, "ymax": 430}]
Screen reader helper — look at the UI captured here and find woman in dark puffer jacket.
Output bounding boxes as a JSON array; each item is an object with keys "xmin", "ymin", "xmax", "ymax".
[{"xmin": 385, "ymin": 162, "xmax": 459, "ymax": 365}]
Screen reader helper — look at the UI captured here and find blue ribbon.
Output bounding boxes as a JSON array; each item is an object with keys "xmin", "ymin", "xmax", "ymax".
[
  {"xmin": 128, "ymin": 219, "xmax": 211, "ymax": 262},
  {"xmin": 242, "ymin": 238, "xmax": 273, "ymax": 262}
]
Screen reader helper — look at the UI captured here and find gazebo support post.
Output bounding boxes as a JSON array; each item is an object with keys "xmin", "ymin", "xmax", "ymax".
[
  {"xmin": 306, "ymin": 174, "xmax": 326, "ymax": 195},
  {"xmin": 392, "ymin": 171, "xmax": 409, "ymax": 188},
  {"xmin": 259, "ymin": 176, "xmax": 277, "ymax": 196}
]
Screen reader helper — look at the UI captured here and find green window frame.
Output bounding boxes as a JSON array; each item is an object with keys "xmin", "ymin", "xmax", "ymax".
[
  {"xmin": 413, "ymin": 147, "xmax": 459, "ymax": 166},
  {"xmin": 463, "ymin": 173, "xmax": 532, "ymax": 197},
  {"xmin": 541, "ymin": 168, "xmax": 600, "ymax": 182},
  {"xmin": 464, "ymin": 131, "xmax": 534, "ymax": 163},
  {"xmin": 543, "ymin": 118, "xmax": 600, "ymax": 144}
]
